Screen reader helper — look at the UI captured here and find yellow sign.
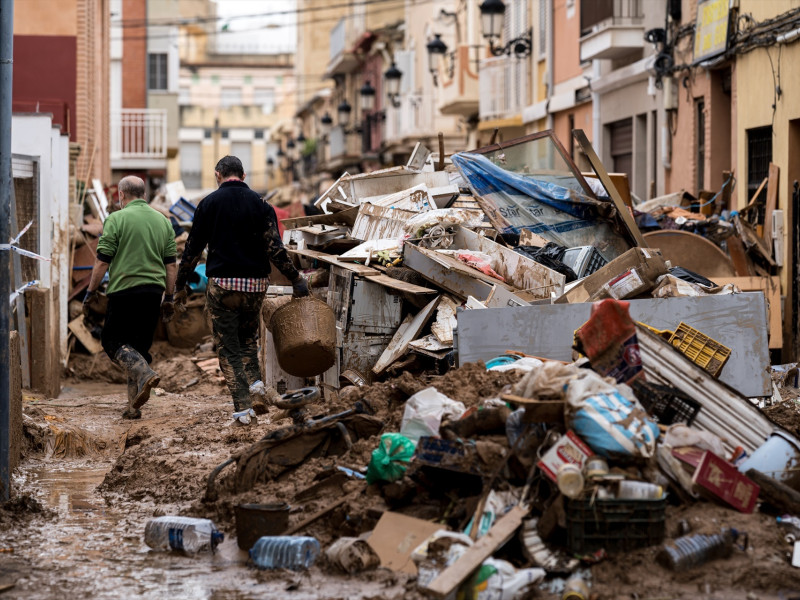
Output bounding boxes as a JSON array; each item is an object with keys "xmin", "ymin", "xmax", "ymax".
[{"xmin": 693, "ymin": 0, "xmax": 730, "ymax": 63}]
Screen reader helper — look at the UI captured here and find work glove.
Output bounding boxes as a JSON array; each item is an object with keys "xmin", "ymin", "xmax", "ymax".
[
  {"xmin": 174, "ymin": 287, "xmax": 189, "ymax": 313},
  {"xmin": 161, "ymin": 294, "xmax": 176, "ymax": 323},
  {"xmin": 82, "ymin": 289, "xmax": 99, "ymax": 320},
  {"xmin": 291, "ymin": 276, "xmax": 310, "ymax": 298}
]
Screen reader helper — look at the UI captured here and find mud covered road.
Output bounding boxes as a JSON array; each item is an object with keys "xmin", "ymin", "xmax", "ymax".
[{"xmin": 2, "ymin": 356, "xmax": 800, "ymax": 599}]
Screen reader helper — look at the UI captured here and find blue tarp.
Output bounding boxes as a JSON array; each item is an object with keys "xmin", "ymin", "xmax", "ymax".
[{"xmin": 452, "ymin": 152, "xmax": 630, "ymax": 260}]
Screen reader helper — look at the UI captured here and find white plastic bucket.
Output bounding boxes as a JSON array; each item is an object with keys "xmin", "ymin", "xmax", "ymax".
[{"xmin": 739, "ymin": 430, "xmax": 800, "ymax": 489}]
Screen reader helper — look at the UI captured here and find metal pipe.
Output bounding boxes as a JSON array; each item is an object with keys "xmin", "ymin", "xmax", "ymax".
[{"xmin": 0, "ymin": 0, "xmax": 15, "ymax": 501}]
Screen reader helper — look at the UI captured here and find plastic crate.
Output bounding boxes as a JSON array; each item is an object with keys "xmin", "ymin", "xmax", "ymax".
[
  {"xmin": 636, "ymin": 321, "xmax": 673, "ymax": 340},
  {"xmin": 415, "ymin": 436, "xmax": 481, "ymax": 475},
  {"xmin": 631, "ymin": 380, "xmax": 701, "ymax": 426},
  {"xmin": 668, "ymin": 322, "xmax": 731, "ymax": 377},
  {"xmin": 169, "ymin": 197, "xmax": 197, "ymax": 222},
  {"xmin": 565, "ymin": 496, "xmax": 666, "ymax": 555}
]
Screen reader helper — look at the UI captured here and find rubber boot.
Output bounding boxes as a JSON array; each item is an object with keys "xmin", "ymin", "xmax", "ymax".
[
  {"xmin": 114, "ymin": 345, "xmax": 160, "ymax": 413},
  {"xmin": 122, "ymin": 376, "xmax": 142, "ymax": 420},
  {"xmin": 249, "ymin": 380, "xmax": 281, "ymax": 415}
]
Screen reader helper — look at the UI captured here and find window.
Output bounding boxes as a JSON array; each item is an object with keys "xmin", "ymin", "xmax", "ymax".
[
  {"xmin": 231, "ymin": 141, "xmax": 252, "ymax": 172},
  {"xmin": 539, "ymin": 0, "xmax": 547, "ymax": 56},
  {"xmin": 696, "ymin": 100, "xmax": 705, "ymax": 191},
  {"xmin": 254, "ymin": 129, "xmax": 264, "ymax": 140},
  {"xmin": 254, "ymin": 87, "xmax": 275, "ymax": 114},
  {"xmin": 179, "ymin": 86, "xmax": 190, "ymax": 105},
  {"xmin": 747, "ymin": 126, "xmax": 772, "ymax": 201},
  {"xmin": 221, "ymin": 87, "xmax": 242, "ymax": 108},
  {"xmin": 148, "ymin": 53, "xmax": 168, "ymax": 90}
]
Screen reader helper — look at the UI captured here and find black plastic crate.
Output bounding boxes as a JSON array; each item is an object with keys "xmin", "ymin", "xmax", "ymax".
[
  {"xmin": 632, "ymin": 380, "xmax": 701, "ymax": 426},
  {"xmin": 565, "ymin": 496, "xmax": 666, "ymax": 555}
]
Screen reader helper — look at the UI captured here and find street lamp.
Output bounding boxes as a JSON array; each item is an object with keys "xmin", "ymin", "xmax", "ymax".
[
  {"xmin": 383, "ymin": 62, "xmax": 402, "ymax": 108},
  {"xmin": 320, "ymin": 112, "xmax": 333, "ymax": 136},
  {"xmin": 286, "ymin": 137, "xmax": 296, "ymax": 160},
  {"xmin": 426, "ymin": 34, "xmax": 448, "ymax": 86},
  {"xmin": 360, "ymin": 80, "xmax": 376, "ymax": 112},
  {"xmin": 479, "ymin": 0, "xmax": 532, "ymax": 58},
  {"xmin": 296, "ymin": 132, "xmax": 306, "ymax": 145},
  {"xmin": 337, "ymin": 99, "xmax": 352, "ymax": 128}
]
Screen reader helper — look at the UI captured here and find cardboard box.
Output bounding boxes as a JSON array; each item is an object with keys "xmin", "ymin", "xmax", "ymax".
[
  {"xmin": 537, "ymin": 430, "xmax": 594, "ymax": 482},
  {"xmin": 691, "ymin": 450, "xmax": 759, "ymax": 513},
  {"xmin": 556, "ymin": 247, "xmax": 669, "ymax": 304}
]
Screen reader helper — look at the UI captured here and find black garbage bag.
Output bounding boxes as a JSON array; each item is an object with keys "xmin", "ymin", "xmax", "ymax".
[{"xmin": 515, "ymin": 243, "xmax": 578, "ymax": 282}]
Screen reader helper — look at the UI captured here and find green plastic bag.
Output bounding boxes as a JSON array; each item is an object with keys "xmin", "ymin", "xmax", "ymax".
[{"xmin": 366, "ymin": 433, "xmax": 416, "ymax": 484}]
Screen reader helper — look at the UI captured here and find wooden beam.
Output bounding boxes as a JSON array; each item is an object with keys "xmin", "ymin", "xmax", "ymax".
[
  {"xmin": 421, "ymin": 504, "xmax": 529, "ymax": 598},
  {"xmin": 280, "ymin": 206, "xmax": 359, "ymax": 230},
  {"xmin": 572, "ymin": 129, "xmax": 647, "ymax": 248}
]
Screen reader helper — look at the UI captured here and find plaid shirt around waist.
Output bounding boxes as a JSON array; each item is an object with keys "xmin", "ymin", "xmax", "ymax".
[{"xmin": 212, "ymin": 277, "xmax": 269, "ymax": 293}]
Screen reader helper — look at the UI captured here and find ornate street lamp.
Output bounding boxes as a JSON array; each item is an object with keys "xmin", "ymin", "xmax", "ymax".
[
  {"xmin": 337, "ymin": 99, "xmax": 352, "ymax": 128},
  {"xmin": 479, "ymin": 0, "xmax": 532, "ymax": 58},
  {"xmin": 359, "ymin": 80, "xmax": 376, "ymax": 112},
  {"xmin": 426, "ymin": 34, "xmax": 448, "ymax": 86},
  {"xmin": 320, "ymin": 112, "xmax": 333, "ymax": 137},
  {"xmin": 383, "ymin": 62, "xmax": 402, "ymax": 108}
]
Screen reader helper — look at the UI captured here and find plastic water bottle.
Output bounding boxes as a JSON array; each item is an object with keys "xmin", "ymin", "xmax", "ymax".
[
  {"xmin": 144, "ymin": 516, "xmax": 224, "ymax": 554},
  {"xmin": 656, "ymin": 527, "xmax": 739, "ymax": 571},
  {"xmin": 249, "ymin": 536, "xmax": 321, "ymax": 570}
]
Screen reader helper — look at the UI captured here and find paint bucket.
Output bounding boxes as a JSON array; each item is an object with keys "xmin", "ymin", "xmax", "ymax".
[
  {"xmin": 234, "ymin": 503, "xmax": 290, "ymax": 551},
  {"xmin": 739, "ymin": 430, "xmax": 800, "ymax": 490}
]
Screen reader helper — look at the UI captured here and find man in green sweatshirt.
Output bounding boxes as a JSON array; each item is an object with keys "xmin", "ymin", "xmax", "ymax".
[{"xmin": 83, "ymin": 175, "xmax": 177, "ymax": 419}]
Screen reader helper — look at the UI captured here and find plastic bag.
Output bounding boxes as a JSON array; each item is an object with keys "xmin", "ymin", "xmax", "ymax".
[
  {"xmin": 455, "ymin": 250, "xmax": 505, "ymax": 282},
  {"xmin": 365, "ymin": 433, "xmax": 416, "ymax": 484},
  {"xmin": 565, "ymin": 371, "xmax": 659, "ymax": 460},
  {"xmin": 401, "ymin": 387, "xmax": 466, "ymax": 442}
]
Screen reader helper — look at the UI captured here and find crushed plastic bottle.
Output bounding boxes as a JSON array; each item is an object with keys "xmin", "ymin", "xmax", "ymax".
[
  {"xmin": 656, "ymin": 527, "xmax": 741, "ymax": 571},
  {"xmin": 777, "ymin": 515, "xmax": 800, "ymax": 544},
  {"xmin": 562, "ymin": 573, "xmax": 590, "ymax": 600},
  {"xmin": 144, "ymin": 516, "xmax": 224, "ymax": 554},
  {"xmin": 249, "ymin": 536, "xmax": 320, "ymax": 570}
]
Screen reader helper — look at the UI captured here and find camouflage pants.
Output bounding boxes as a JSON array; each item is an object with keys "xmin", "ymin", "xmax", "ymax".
[{"xmin": 206, "ymin": 279, "xmax": 265, "ymax": 411}]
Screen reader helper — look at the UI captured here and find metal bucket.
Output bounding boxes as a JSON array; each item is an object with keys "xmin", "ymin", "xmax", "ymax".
[
  {"xmin": 234, "ymin": 503, "xmax": 290, "ymax": 551},
  {"xmin": 270, "ymin": 296, "xmax": 336, "ymax": 377}
]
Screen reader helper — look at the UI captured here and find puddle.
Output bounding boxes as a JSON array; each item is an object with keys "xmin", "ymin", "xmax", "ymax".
[{"xmin": 4, "ymin": 460, "xmax": 406, "ymax": 600}]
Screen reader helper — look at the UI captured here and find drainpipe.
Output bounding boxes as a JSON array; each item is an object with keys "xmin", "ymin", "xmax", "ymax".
[
  {"xmin": 0, "ymin": 0, "xmax": 14, "ymax": 502},
  {"xmin": 591, "ymin": 60, "xmax": 601, "ymax": 151},
  {"xmin": 546, "ymin": 0, "xmax": 554, "ymax": 130}
]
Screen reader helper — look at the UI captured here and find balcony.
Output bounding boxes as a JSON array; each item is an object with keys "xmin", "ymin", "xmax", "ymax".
[
  {"xmin": 325, "ymin": 125, "xmax": 361, "ymax": 170},
  {"xmin": 325, "ymin": 18, "xmax": 360, "ymax": 77},
  {"xmin": 384, "ymin": 93, "xmax": 435, "ymax": 150},
  {"xmin": 580, "ymin": 0, "xmax": 645, "ymax": 62},
  {"xmin": 110, "ymin": 109, "xmax": 168, "ymax": 170},
  {"xmin": 479, "ymin": 56, "xmax": 529, "ymax": 122},
  {"xmin": 438, "ymin": 45, "xmax": 480, "ymax": 117}
]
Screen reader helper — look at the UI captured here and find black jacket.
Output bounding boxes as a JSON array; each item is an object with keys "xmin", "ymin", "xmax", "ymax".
[{"xmin": 176, "ymin": 180, "xmax": 299, "ymax": 284}]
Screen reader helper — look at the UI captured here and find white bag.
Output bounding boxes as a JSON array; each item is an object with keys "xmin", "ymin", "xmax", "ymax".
[{"xmin": 400, "ymin": 387, "xmax": 466, "ymax": 442}]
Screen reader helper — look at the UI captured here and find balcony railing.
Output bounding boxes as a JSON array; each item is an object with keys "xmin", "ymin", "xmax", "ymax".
[
  {"xmin": 110, "ymin": 109, "xmax": 168, "ymax": 161},
  {"xmin": 479, "ymin": 56, "xmax": 529, "ymax": 121},
  {"xmin": 384, "ymin": 93, "xmax": 435, "ymax": 144},
  {"xmin": 579, "ymin": 0, "xmax": 645, "ymax": 61},
  {"xmin": 580, "ymin": 0, "xmax": 643, "ymax": 35}
]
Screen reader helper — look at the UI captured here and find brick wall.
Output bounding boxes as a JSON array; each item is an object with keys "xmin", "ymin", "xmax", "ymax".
[{"xmin": 122, "ymin": 0, "xmax": 147, "ymax": 107}]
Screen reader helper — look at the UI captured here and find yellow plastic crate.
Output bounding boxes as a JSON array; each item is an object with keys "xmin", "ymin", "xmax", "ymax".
[
  {"xmin": 637, "ymin": 322, "xmax": 673, "ymax": 341},
  {"xmin": 667, "ymin": 322, "xmax": 731, "ymax": 377}
]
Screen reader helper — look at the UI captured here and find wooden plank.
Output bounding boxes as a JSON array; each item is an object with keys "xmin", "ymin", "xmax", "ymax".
[
  {"xmin": 746, "ymin": 469, "xmax": 800, "ymax": 515},
  {"xmin": 713, "ymin": 276, "xmax": 782, "ymax": 349},
  {"xmin": 501, "ymin": 394, "xmax": 564, "ymax": 423},
  {"xmin": 726, "ymin": 234, "xmax": 753, "ymax": 276},
  {"xmin": 280, "ymin": 206, "xmax": 358, "ymax": 230},
  {"xmin": 518, "ymin": 228, "xmax": 550, "ymax": 247},
  {"xmin": 287, "ymin": 247, "xmax": 380, "ymax": 276},
  {"xmin": 572, "ymin": 129, "xmax": 647, "ymax": 248},
  {"xmin": 68, "ymin": 315, "xmax": 103, "ymax": 354},
  {"xmin": 364, "ymin": 274, "xmax": 438, "ymax": 295},
  {"xmin": 764, "ymin": 163, "xmax": 780, "ymax": 245},
  {"xmin": 422, "ymin": 504, "xmax": 529, "ymax": 598},
  {"xmin": 373, "ymin": 297, "xmax": 440, "ymax": 374}
]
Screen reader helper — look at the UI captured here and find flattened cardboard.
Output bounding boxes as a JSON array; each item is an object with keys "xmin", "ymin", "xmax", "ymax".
[{"xmin": 366, "ymin": 512, "xmax": 442, "ymax": 574}]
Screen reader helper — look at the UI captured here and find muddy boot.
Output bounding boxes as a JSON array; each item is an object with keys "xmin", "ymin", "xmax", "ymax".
[
  {"xmin": 114, "ymin": 345, "xmax": 160, "ymax": 411},
  {"xmin": 122, "ymin": 376, "xmax": 142, "ymax": 420},
  {"xmin": 249, "ymin": 380, "xmax": 281, "ymax": 415}
]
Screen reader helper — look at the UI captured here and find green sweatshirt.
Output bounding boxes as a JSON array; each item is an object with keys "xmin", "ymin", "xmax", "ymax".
[{"xmin": 96, "ymin": 198, "xmax": 177, "ymax": 294}]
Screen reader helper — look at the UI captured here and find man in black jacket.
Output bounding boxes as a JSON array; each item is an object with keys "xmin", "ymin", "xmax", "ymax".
[{"xmin": 174, "ymin": 156, "xmax": 309, "ymax": 425}]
